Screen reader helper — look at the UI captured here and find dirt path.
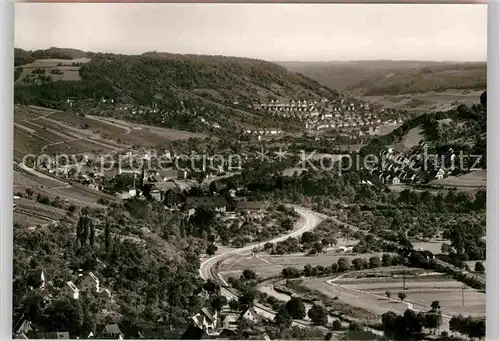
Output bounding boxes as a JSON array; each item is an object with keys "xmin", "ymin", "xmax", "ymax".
[{"xmin": 86, "ymin": 115, "xmax": 133, "ymax": 134}]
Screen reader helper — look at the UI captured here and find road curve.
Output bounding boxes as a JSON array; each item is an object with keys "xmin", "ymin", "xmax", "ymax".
[
  {"xmin": 199, "ymin": 205, "xmax": 324, "ymax": 284},
  {"xmin": 199, "ymin": 205, "xmax": 325, "ymax": 325}
]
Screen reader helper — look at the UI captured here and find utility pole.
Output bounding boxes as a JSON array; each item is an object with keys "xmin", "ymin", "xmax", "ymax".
[
  {"xmin": 462, "ymin": 285, "xmax": 466, "ymax": 307},
  {"xmin": 402, "ymin": 268, "xmax": 406, "ymax": 290}
]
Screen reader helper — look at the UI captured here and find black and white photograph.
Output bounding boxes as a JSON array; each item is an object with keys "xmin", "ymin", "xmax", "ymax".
[{"xmin": 10, "ymin": 3, "xmax": 487, "ymax": 340}]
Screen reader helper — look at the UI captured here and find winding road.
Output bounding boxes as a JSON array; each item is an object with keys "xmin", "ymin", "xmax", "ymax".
[
  {"xmin": 199, "ymin": 205, "xmax": 324, "ymax": 286},
  {"xmin": 199, "ymin": 205, "xmax": 325, "ymax": 326}
]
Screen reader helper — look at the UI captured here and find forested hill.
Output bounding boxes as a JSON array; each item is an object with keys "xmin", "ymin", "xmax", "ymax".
[{"xmin": 14, "ymin": 48, "xmax": 338, "ymax": 113}]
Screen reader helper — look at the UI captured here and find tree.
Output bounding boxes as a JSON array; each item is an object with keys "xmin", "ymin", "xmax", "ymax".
[
  {"xmin": 422, "ymin": 312, "xmax": 442, "ymax": 333},
  {"xmin": 300, "ymin": 231, "xmax": 318, "ymax": 245},
  {"xmin": 385, "ymin": 290, "xmax": 391, "ymax": 300},
  {"xmin": 351, "ymin": 258, "xmax": 367, "ymax": 270},
  {"xmin": 209, "ymin": 295, "xmax": 227, "ymax": 312},
  {"xmin": 285, "ymin": 297, "xmax": 306, "ymax": 319},
  {"xmin": 368, "ymin": 256, "xmax": 381, "ymax": 269},
  {"xmin": 274, "ymin": 306, "xmax": 292, "ymax": 330},
  {"xmin": 104, "ymin": 218, "xmax": 111, "ymax": 254},
  {"xmin": 474, "ymin": 261, "xmax": 485, "ymax": 273},
  {"xmin": 203, "ymin": 279, "xmax": 220, "ymax": 295},
  {"xmin": 403, "ymin": 309, "xmax": 423, "ymax": 335},
  {"xmin": 41, "ymin": 298, "xmax": 84, "ymax": 336},
  {"xmin": 431, "ymin": 300, "xmax": 440, "ymax": 312},
  {"xmin": 441, "ymin": 243, "xmax": 451, "ymax": 254},
  {"xmin": 337, "ymin": 257, "xmax": 350, "ymax": 272},
  {"xmin": 228, "ymin": 299, "xmax": 239, "ymax": 311},
  {"xmin": 206, "ymin": 244, "xmax": 217, "ymax": 257},
  {"xmin": 89, "ymin": 224, "xmax": 95, "ymax": 247},
  {"xmin": 331, "ymin": 319, "xmax": 342, "ymax": 330},
  {"xmin": 310, "ymin": 242, "xmax": 323, "ymax": 255},
  {"xmin": 241, "ymin": 269, "xmax": 257, "ymax": 281},
  {"xmin": 282, "ymin": 267, "xmax": 301, "ymax": 279},
  {"xmin": 398, "ymin": 292, "xmax": 407, "ymax": 302},
  {"xmin": 304, "ymin": 264, "xmax": 313, "ymax": 277},
  {"xmin": 480, "ymin": 91, "xmax": 487, "ymax": 107},
  {"xmin": 382, "ymin": 253, "xmax": 392, "ymax": 266},
  {"xmin": 307, "ymin": 305, "xmax": 328, "ymax": 325},
  {"xmin": 238, "ymin": 289, "xmax": 256, "ymax": 310}
]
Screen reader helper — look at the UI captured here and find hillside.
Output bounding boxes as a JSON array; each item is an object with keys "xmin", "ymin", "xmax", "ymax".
[
  {"xmin": 278, "ymin": 60, "xmax": 486, "ymax": 95},
  {"xmin": 14, "ymin": 48, "xmax": 339, "ymax": 136},
  {"xmin": 358, "ymin": 92, "xmax": 486, "ymax": 189},
  {"xmin": 345, "ymin": 62, "xmax": 486, "ymax": 96}
]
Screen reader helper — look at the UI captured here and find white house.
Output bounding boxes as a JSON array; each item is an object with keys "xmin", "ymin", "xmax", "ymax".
[
  {"xmin": 192, "ymin": 308, "xmax": 218, "ymax": 335},
  {"xmin": 63, "ymin": 281, "xmax": 80, "ymax": 300},
  {"xmin": 435, "ymin": 168, "xmax": 446, "ymax": 180},
  {"xmin": 240, "ymin": 307, "xmax": 261, "ymax": 323},
  {"xmin": 81, "ymin": 272, "xmax": 100, "ymax": 293}
]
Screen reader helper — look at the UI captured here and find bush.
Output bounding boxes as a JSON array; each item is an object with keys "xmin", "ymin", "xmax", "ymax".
[
  {"xmin": 36, "ymin": 194, "xmax": 50, "ymax": 205},
  {"xmin": 474, "ymin": 261, "xmax": 485, "ymax": 273},
  {"xmin": 332, "ymin": 319, "xmax": 342, "ymax": 330}
]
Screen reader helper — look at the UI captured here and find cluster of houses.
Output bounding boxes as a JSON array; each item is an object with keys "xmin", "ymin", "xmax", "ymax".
[
  {"xmin": 243, "ymin": 128, "xmax": 283, "ymax": 140},
  {"xmin": 367, "ymin": 141, "xmax": 455, "ymax": 186},
  {"xmin": 183, "ymin": 196, "xmax": 269, "ymax": 219},
  {"xmin": 22, "ymin": 268, "xmax": 112, "ymax": 301},
  {"xmin": 254, "ymin": 99, "xmax": 320, "ymax": 117},
  {"xmin": 252, "ymin": 97, "xmax": 406, "ymax": 137},
  {"xmin": 14, "ymin": 319, "xmax": 124, "ymax": 340},
  {"xmin": 62, "ymin": 271, "xmax": 112, "ymax": 301},
  {"xmin": 189, "ymin": 304, "xmax": 270, "ymax": 339},
  {"xmin": 14, "ymin": 269, "xmax": 119, "ymax": 340},
  {"xmin": 307, "ymin": 105, "xmax": 404, "ymax": 134}
]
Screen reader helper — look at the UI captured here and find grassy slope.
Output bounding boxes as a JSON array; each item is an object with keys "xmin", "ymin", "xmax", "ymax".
[{"xmin": 279, "ymin": 60, "xmax": 486, "ymax": 95}]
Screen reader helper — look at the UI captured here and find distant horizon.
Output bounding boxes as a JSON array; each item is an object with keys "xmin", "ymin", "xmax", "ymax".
[{"xmin": 14, "ymin": 46, "xmax": 487, "ymax": 64}]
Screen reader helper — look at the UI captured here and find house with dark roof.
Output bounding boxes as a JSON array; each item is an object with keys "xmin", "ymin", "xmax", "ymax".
[
  {"xmin": 13, "ymin": 318, "xmax": 32, "ymax": 337},
  {"xmin": 186, "ymin": 196, "xmax": 228, "ymax": 213},
  {"xmin": 101, "ymin": 324, "xmax": 123, "ymax": 339},
  {"xmin": 235, "ymin": 201, "xmax": 269, "ymax": 214}
]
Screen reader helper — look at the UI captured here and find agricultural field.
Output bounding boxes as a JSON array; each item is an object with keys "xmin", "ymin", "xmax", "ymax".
[
  {"xmin": 13, "ymin": 197, "xmax": 76, "ymax": 228},
  {"xmin": 377, "ymin": 123, "xmax": 401, "ymax": 136},
  {"xmin": 430, "ymin": 170, "xmax": 486, "ymax": 192},
  {"xmin": 15, "ymin": 58, "xmax": 90, "ymax": 84},
  {"xmin": 14, "ymin": 106, "xmax": 209, "ymax": 159},
  {"xmin": 13, "ymin": 165, "xmax": 117, "ymax": 227},
  {"xmin": 389, "ymin": 126, "xmax": 424, "ymax": 153},
  {"xmin": 360, "ymin": 90, "xmax": 484, "ymax": 114},
  {"xmin": 301, "ymin": 270, "xmax": 485, "ymax": 326},
  {"xmin": 218, "ymin": 252, "xmax": 386, "ymax": 280},
  {"xmin": 412, "ymin": 241, "xmax": 444, "ymax": 255}
]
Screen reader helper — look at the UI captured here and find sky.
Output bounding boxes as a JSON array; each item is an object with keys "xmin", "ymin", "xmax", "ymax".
[{"xmin": 14, "ymin": 3, "xmax": 487, "ymax": 62}]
